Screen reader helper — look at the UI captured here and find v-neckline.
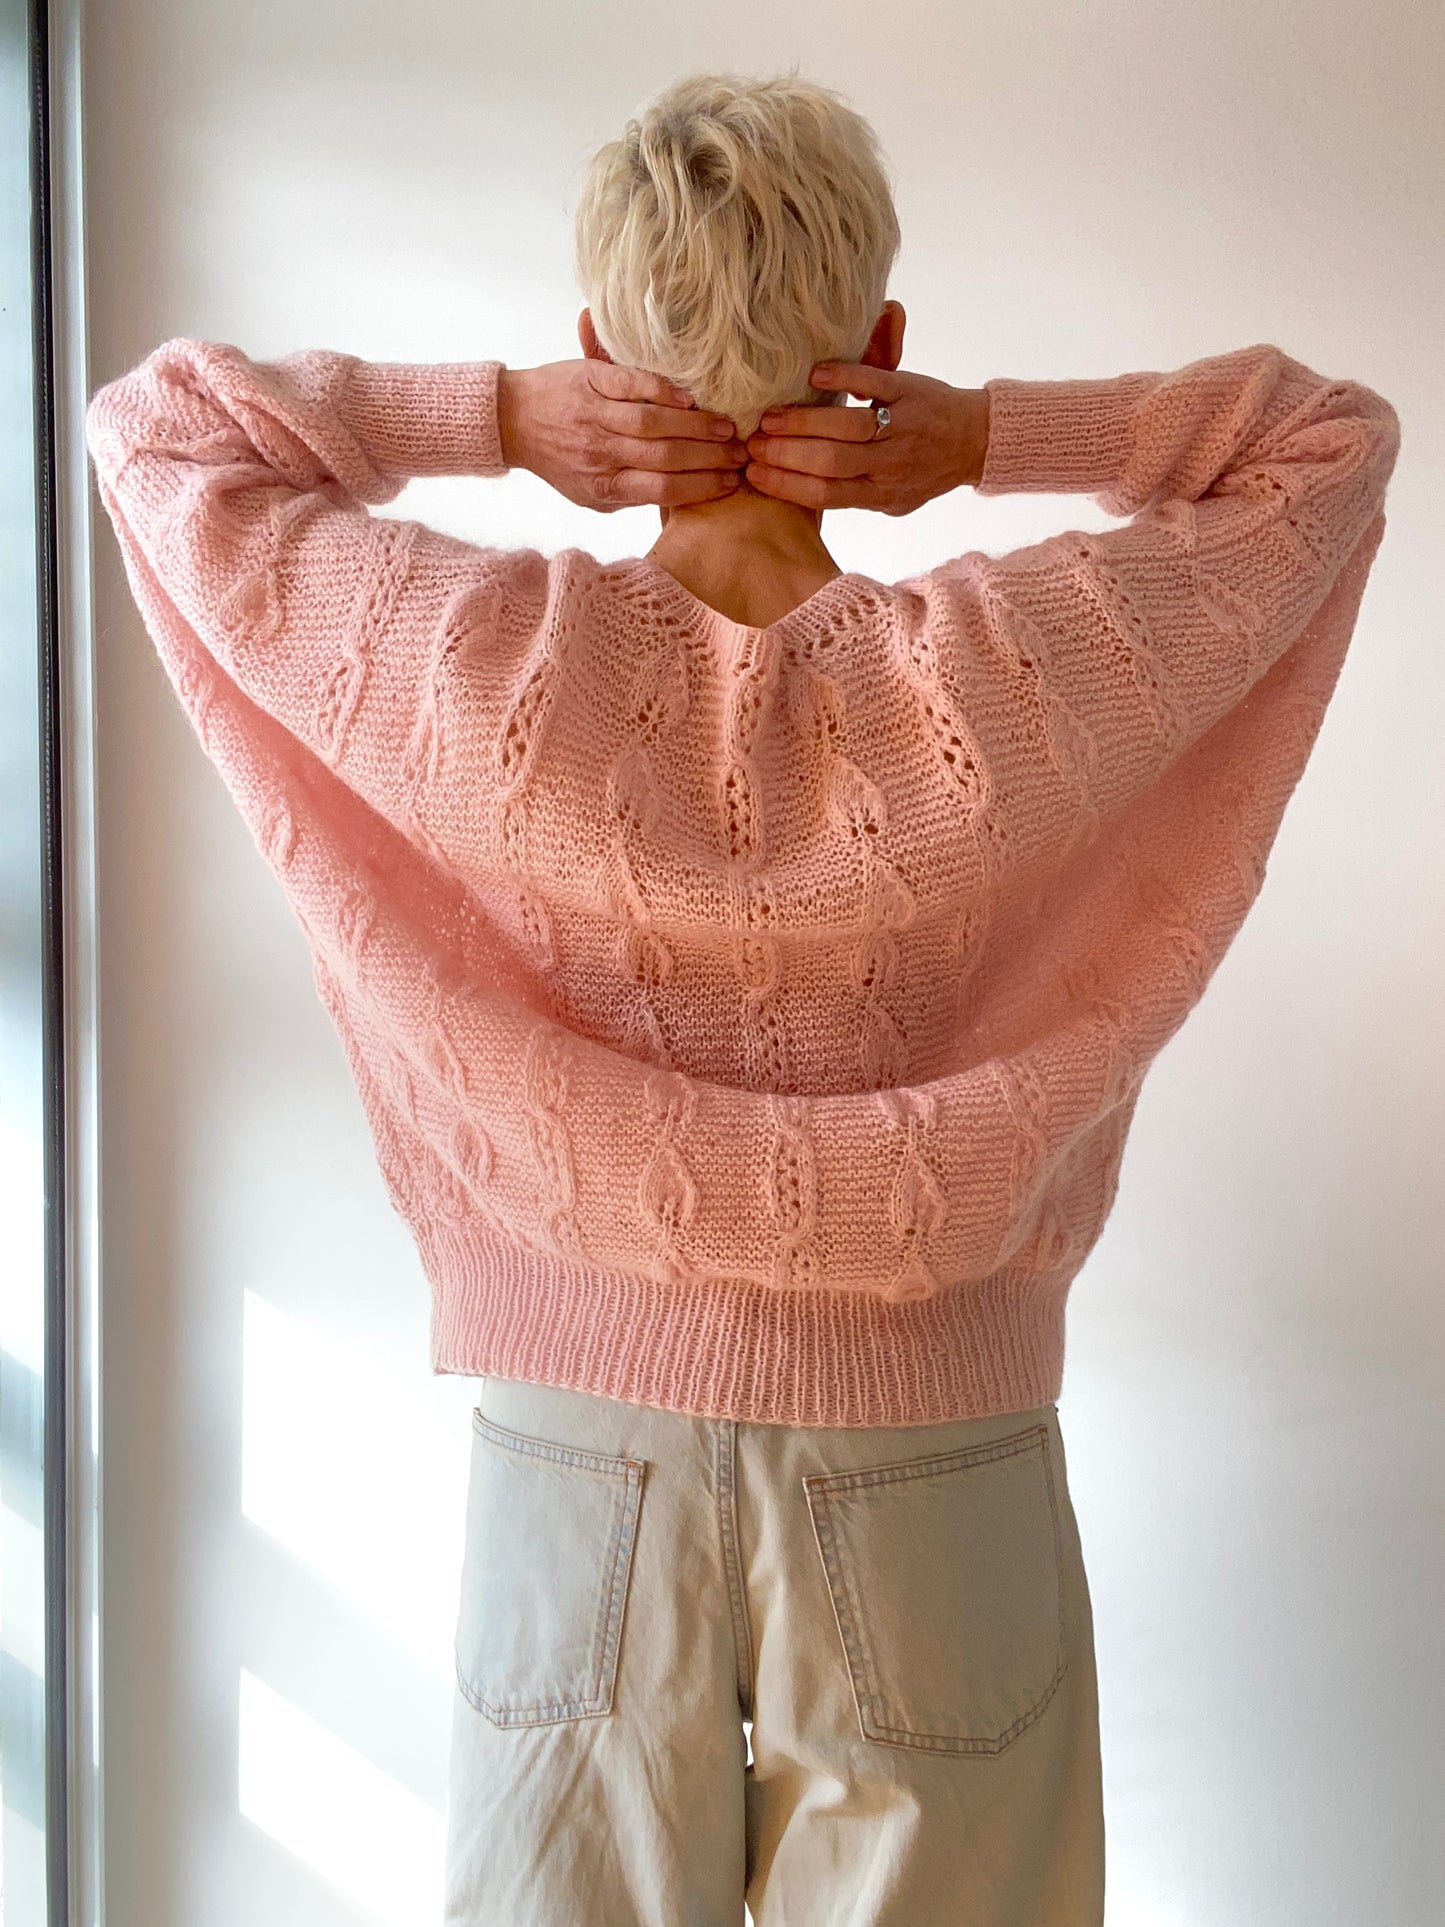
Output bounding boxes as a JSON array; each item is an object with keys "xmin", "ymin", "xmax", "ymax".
[{"xmin": 627, "ymin": 552, "xmax": 881, "ymax": 636}]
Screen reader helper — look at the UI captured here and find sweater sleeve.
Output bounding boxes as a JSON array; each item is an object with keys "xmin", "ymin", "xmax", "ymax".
[
  {"xmin": 953, "ymin": 341, "xmax": 1401, "ymax": 811},
  {"xmin": 85, "ymin": 337, "xmax": 525, "ymax": 832}
]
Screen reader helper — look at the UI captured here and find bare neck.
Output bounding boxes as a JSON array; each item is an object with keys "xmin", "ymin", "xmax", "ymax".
[{"xmin": 647, "ymin": 487, "xmax": 842, "ymax": 628}]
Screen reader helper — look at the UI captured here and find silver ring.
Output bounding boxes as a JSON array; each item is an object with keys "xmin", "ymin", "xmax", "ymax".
[{"xmin": 871, "ymin": 403, "xmax": 892, "ymax": 438}]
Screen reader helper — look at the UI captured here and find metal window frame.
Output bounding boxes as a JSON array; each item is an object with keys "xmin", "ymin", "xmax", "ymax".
[
  {"xmin": 52, "ymin": 0, "xmax": 102, "ymax": 1912},
  {"xmin": 8, "ymin": 0, "xmax": 101, "ymax": 1921}
]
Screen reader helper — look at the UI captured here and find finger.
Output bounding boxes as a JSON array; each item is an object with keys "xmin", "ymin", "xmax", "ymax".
[
  {"xmin": 608, "ymin": 434, "xmax": 748, "ymax": 472},
  {"xmin": 608, "ymin": 467, "xmax": 742, "ymax": 507},
  {"xmin": 744, "ymin": 433, "xmax": 878, "ymax": 479},
  {"xmin": 596, "ymin": 396, "xmax": 738, "ymax": 442},
  {"xmin": 743, "ymin": 461, "xmax": 874, "ymax": 511},
  {"xmin": 754, "ymin": 402, "xmax": 882, "ymax": 441},
  {"xmin": 807, "ymin": 362, "xmax": 905, "ymax": 405},
  {"xmin": 586, "ymin": 360, "xmax": 697, "ymax": 410}
]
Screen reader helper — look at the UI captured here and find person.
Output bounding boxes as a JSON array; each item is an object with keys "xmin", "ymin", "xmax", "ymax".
[{"xmin": 86, "ymin": 67, "xmax": 1400, "ymax": 1927}]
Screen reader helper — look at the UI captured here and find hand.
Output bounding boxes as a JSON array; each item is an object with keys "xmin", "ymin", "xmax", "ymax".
[
  {"xmin": 498, "ymin": 359, "xmax": 747, "ymax": 511},
  {"xmin": 743, "ymin": 363, "xmax": 990, "ymax": 515}
]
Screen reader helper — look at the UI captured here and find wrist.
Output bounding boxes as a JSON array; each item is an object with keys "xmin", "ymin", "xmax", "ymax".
[
  {"xmin": 497, "ymin": 366, "xmax": 534, "ymax": 472},
  {"xmin": 950, "ymin": 386, "xmax": 991, "ymax": 490}
]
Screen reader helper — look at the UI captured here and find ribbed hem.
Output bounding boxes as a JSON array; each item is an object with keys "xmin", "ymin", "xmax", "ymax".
[
  {"xmin": 416, "ymin": 1218, "xmax": 1068, "ymax": 1430},
  {"xmin": 976, "ymin": 368, "xmax": 1159, "ymax": 503},
  {"xmin": 341, "ymin": 358, "xmax": 509, "ymax": 479}
]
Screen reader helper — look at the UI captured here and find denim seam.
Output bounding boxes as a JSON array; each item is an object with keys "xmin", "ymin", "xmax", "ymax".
[
  {"xmin": 714, "ymin": 1419, "xmax": 756, "ymax": 1721},
  {"xmin": 801, "ymin": 1423, "xmax": 1068, "ymax": 1756},
  {"xmin": 461, "ymin": 1412, "xmax": 647, "ymax": 1727},
  {"xmin": 472, "ymin": 1408, "xmax": 640, "ymax": 1478},
  {"xmin": 803, "ymin": 1484, "xmax": 875, "ymax": 1746},
  {"xmin": 463, "ymin": 1469, "xmax": 644, "ymax": 1726},
  {"xmin": 801, "ymin": 1423, "xmax": 1052, "ymax": 1497}
]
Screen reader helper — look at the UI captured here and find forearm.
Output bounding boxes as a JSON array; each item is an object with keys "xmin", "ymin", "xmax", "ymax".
[
  {"xmin": 86, "ymin": 337, "xmax": 536, "ymax": 837},
  {"xmin": 950, "ymin": 385, "xmax": 992, "ymax": 490},
  {"xmin": 973, "ymin": 343, "xmax": 1399, "ymax": 516},
  {"xmin": 950, "ymin": 342, "xmax": 1400, "ymax": 814},
  {"xmin": 87, "ymin": 340, "xmax": 511, "ymax": 542},
  {"xmin": 336, "ymin": 356, "xmax": 509, "ymax": 481}
]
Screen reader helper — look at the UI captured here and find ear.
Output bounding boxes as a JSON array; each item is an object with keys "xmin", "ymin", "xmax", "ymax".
[
  {"xmin": 578, "ymin": 308, "xmax": 614, "ymax": 362},
  {"xmin": 859, "ymin": 299, "xmax": 906, "ymax": 372}
]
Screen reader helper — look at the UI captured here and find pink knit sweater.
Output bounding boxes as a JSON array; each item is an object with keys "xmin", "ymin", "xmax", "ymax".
[{"xmin": 86, "ymin": 338, "xmax": 1400, "ymax": 1427}]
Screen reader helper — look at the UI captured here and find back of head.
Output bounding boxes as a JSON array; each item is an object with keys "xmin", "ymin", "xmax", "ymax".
[{"xmin": 574, "ymin": 72, "xmax": 901, "ymax": 440}]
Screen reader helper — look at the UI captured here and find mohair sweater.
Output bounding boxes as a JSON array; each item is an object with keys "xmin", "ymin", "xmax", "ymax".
[{"xmin": 86, "ymin": 338, "xmax": 1400, "ymax": 1427}]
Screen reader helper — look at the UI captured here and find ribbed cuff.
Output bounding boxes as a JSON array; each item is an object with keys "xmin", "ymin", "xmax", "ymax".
[
  {"xmin": 340, "ymin": 358, "xmax": 510, "ymax": 480},
  {"xmin": 975, "ymin": 368, "xmax": 1159, "ymax": 505}
]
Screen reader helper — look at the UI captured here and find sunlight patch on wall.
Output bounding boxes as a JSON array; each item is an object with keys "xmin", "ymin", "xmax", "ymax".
[
  {"xmin": 240, "ymin": 1288, "xmax": 470, "ymax": 1675},
  {"xmin": 239, "ymin": 1668, "xmax": 444, "ymax": 1925}
]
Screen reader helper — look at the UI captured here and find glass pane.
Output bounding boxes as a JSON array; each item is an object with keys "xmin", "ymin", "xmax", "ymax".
[{"xmin": 1, "ymin": 0, "xmax": 57, "ymax": 1919}]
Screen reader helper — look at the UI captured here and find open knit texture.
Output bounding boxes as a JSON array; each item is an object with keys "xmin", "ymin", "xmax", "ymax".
[{"xmin": 87, "ymin": 338, "xmax": 1400, "ymax": 1426}]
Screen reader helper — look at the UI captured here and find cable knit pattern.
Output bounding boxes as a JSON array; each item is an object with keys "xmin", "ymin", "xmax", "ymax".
[{"xmin": 87, "ymin": 337, "xmax": 1400, "ymax": 1426}]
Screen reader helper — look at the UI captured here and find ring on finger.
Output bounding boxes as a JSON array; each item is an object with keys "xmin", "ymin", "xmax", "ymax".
[{"xmin": 870, "ymin": 402, "xmax": 892, "ymax": 439}]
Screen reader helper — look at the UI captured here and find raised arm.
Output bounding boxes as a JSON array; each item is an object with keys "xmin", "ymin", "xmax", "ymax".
[
  {"xmin": 86, "ymin": 339, "xmax": 750, "ymax": 833},
  {"xmin": 749, "ymin": 341, "xmax": 1401, "ymax": 808},
  {"xmin": 85, "ymin": 338, "xmax": 527, "ymax": 831},
  {"xmin": 960, "ymin": 342, "xmax": 1401, "ymax": 806}
]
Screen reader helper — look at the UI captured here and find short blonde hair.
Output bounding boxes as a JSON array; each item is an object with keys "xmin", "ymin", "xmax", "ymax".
[{"xmin": 574, "ymin": 71, "xmax": 901, "ymax": 438}]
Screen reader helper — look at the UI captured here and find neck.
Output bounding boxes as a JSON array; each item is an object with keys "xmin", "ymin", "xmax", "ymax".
[{"xmin": 647, "ymin": 485, "xmax": 841, "ymax": 627}]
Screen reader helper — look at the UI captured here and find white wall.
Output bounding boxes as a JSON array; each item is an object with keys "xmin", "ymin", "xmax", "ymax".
[{"xmin": 84, "ymin": 3, "xmax": 1445, "ymax": 1923}]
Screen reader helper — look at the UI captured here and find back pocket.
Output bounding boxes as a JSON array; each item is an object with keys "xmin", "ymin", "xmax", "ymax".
[
  {"xmin": 455, "ymin": 1410, "xmax": 646, "ymax": 1728},
  {"xmin": 802, "ymin": 1421, "xmax": 1065, "ymax": 1755}
]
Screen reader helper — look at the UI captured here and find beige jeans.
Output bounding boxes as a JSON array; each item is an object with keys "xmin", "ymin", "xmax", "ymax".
[{"xmin": 443, "ymin": 1376, "xmax": 1104, "ymax": 1926}]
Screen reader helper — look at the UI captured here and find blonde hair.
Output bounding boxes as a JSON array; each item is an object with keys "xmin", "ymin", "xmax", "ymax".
[{"xmin": 573, "ymin": 71, "xmax": 901, "ymax": 439}]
